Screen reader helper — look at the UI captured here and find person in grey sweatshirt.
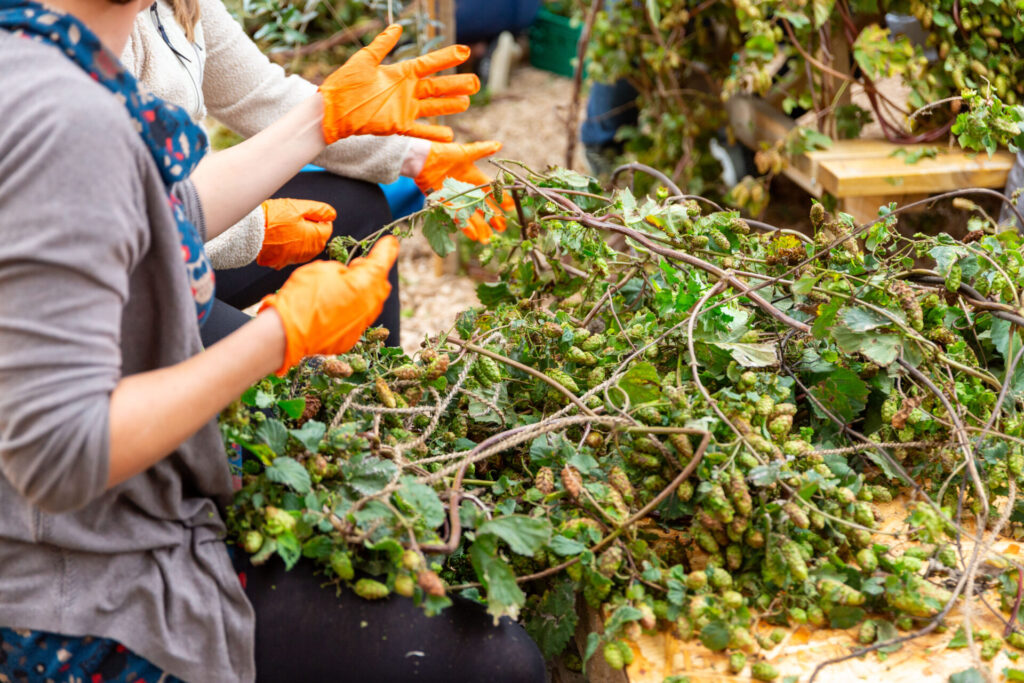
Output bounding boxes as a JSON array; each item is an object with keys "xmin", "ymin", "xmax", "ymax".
[{"xmin": 0, "ymin": 1, "xmax": 544, "ymax": 681}]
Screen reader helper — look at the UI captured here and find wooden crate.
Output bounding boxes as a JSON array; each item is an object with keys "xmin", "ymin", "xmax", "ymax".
[{"xmin": 726, "ymin": 96, "xmax": 1016, "ymax": 224}]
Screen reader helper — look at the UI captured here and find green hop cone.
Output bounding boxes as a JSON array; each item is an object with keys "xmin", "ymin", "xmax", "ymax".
[
  {"xmin": 581, "ymin": 333, "xmax": 606, "ymax": 352},
  {"xmin": 856, "ymin": 548, "xmax": 878, "ymax": 572},
  {"xmin": 709, "ymin": 229, "xmax": 731, "ymax": 251},
  {"xmin": 354, "ymin": 578, "xmax": 390, "ymax": 600},
  {"xmin": 242, "ymin": 530, "xmax": 264, "ymax": 554},
  {"xmin": 608, "ymin": 466, "xmax": 635, "ymax": 503},
  {"xmin": 330, "ymin": 550, "xmax": 355, "ymax": 581},
  {"xmin": 545, "ymin": 368, "xmax": 579, "ymax": 396},
  {"xmin": 781, "ymin": 540, "xmax": 809, "ymax": 581},
  {"xmin": 566, "ymin": 346, "xmax": 598, "ymax": 366},
  {"xmin": 394, "ymin": 574, "xmax": 415, "ymax": 598},
  {"xmin": 392, "ymin": 364, "xmax": 422, "ymax": 381},
  {"xmin": 401, "ymin": 549, "xmax": 425, "ymax": 572},
  {"xmin": 603, "ymin": 641, "xmax": 625, "ymax": 670},
  {"xmin": 729, "ymin": 651, "xmax": 747, "ymax": 674},
  {"xmin": 782, "ymin": 502, "xmax": 809, "ymax": 529},
  {"xmin": 263, "ymin": 506, "xmax": 296, "ymax": 536},
  {"xmin": 945, "ymin": 263, "xmax": 962, "ymax": 293},
  {"xmin": 751, "ymin": 661, "xmax": 779, "ymax": 681},
  {"xmin": 859, "ymin": 619, "xmax": 877, "ymax": 645}
]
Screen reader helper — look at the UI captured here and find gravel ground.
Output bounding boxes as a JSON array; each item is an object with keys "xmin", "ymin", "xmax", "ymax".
[{"xmin": 397, "ymin": 65, "xmax": 585, "ymax": 353}]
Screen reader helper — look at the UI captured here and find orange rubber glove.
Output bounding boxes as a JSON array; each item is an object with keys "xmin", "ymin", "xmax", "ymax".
[
  {"xmin": 259, "ymin": 236, "xmax": 399, "ymax": 375},
  {"xmin": 256, "ymin": 198, "xmax": 336, "ymax": 270},
  {"xmin": 319, "ymin": 24, "xmax": 479, "ymax": 144},
  {"xmin": 414, "ymin": 141, "xmax": 515, "ymax": 244}
]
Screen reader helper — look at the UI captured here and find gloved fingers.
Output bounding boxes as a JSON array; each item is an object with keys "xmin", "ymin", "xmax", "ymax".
[
  {"xmin": 483, "ymin": 196, "xmax": 508, "ymax": 233},
  {"xmin": 348, "ymin": 235, "xmax": 400, "ymax": 276},
  {"xmin": 462, "ymin": 211, "xmax": 493, "ymax": 244},
  {"xmin": 354, "ymin": 23, "xmax": 403, "ymax": 66},
  {"xmin": 414, "ymin": 73, "xmax": 481, "ymax": 99},
  {"xmin": 410, "ymin": 43, "xmax": 472, "ymax": 78},
  {"xmin": 309, "ymin": 220, "xmax": 334, "ymax": 254},
  {"xmin": 295, "ymin": 199, "xmax": 337, "ymax": 222},
  {"xmin": 456, "ymin": 139, "xmax": 503, "ymax": 163},
  {"xmin": 415, "ymin": 95, "xmax": 471, "ymax": 119},
  {"xmin": 405, "ymin": 121, "xmax": 455, "ymax": 142}
]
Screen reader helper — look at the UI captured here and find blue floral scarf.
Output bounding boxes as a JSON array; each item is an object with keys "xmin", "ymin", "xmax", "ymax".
[{"xmin": 0, "ymin": 0, "xmax": 215, "ymax": 325}]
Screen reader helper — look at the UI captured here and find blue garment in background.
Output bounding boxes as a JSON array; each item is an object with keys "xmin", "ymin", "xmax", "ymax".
[
  {"xmin": 301, "ymin": 165, "xmax": 425, "ymax": 219},
  {"xmin": 580, "ymin": 79, "xmax": 639, "ymax": 147},
  {"xmin": 455, "ymin": 0, "xmax": 541, "ymax": 43}
]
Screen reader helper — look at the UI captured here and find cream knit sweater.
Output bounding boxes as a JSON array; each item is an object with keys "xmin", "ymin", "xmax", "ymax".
[{"xmin": 122, "ymin": 0, "xmax": 412, "ymax": 269}]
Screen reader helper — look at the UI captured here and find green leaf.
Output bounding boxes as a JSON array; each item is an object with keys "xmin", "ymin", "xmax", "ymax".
[
  {"xmin": 792, "ymin": 274, "xmax": 820, "ymax": 295},
  {"xmin": 947, "ymin": 625, "xmax": 968, "ymax": 649},
  {"xmin": 828, "ymin": 605, "xmax": 866, "ymax": 629},
  {"xmin": 582, "ymin": 632, "xmax": 602, "ymax": 676},
  {"xmin": 276, "ymin": 398, "xmax": 306, "ymax": 420},
  {"xmin": 422, "ymin": 208, "xmax": 457, "ymax": 257},
  {"xmin": 949, "ymin": 668, "xmax": 984, "ymax": 683},
  {"xmin": 265, "ymin": 456, "xmax": 311, "ymax": 494},
  {"xmin": 255, "ymin": 419, "xmax": 288, "ymax": 455},
  {"xmin": 1003, "ymin": 668, "xmax": 1024, "ymax": 682},
  {"xmin": 289, "ymin": 420, "xmax": 326, "ymax": 453},
  {"xmin": 549, "ymin": 535, "xmax": 586, "ymax": 556},
  {"xmin": 809, "ymin": 368, "xmax": 869, "ymax": 423},
  {"xmin": 700, "ymin": 620, "xmax": 731, "ymax": 651},
  {"xmin": 477, "ymin": 281, "xmax": 515, "ymax": 307},
  {"xmin": 301, "ymin": 535, "xmax": 333, "ymax": 560},
  {"xmin": 617, "ymin": 362, "xmax": 663, "ymax": 404},
  {"xmin": 342, "ymin": 454, "xmax": 398, "ymax": 496},
  {"xmin": 712, "ymin": 342, "xmax": 777, "ymax": 367},
  {"xmin": 605, "ymin": 605, "xmax": 643, "ymax": 635},
  {"xmin": 470, "ymin": 540, "xmax": 526, "ymax": 621},
  {"xmin": 874, "ymin": 619, "xmax": 902, "ymax": 653},
  {"xmin": 524, "ymin": 578, "xmax": 579, "ymax": 658},
  {"xmin": 840, "ymin": 307, "xmax": 891, "ymax": 332},
  {"xmin": 812, "ymin": 298, "xmax": 843, "ymax": 338},
  {"xmin": 275, "ymin": 531, "xmax": 301, "ymax": 570},
  {"xmin": 477, "ymin": 515, "xmax": 552, "ymax": 556},
  {"xmin": 395, "ymin": 477, "xmax": 446, "ymax": 529}
]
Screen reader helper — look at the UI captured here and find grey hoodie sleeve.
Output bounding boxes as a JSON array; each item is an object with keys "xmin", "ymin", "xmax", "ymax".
[{"xmin": 0, "ymin": 84, "xmax": 148, "ymax": 513}]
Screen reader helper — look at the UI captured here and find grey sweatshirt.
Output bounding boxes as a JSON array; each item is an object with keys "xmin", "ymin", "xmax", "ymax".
[{"xmin": 0, "ymin": 31, "xmax": 254, "ymax": 682}]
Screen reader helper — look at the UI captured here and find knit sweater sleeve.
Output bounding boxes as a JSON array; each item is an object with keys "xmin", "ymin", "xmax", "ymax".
[
  {"xmin": 198, "ymin": 0, "xmax": 411, "ymax": 184},
  {"xmin": 0, "ymin": 63, "xmax": 148, "ymax": 514}
]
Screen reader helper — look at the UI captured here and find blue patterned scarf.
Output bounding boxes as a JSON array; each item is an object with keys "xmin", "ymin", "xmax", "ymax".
[{"xmin": 0, "ymin": 0, "xmax": 215, "ymax": 325}]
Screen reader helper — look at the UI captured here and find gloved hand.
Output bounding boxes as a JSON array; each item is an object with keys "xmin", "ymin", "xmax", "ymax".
[
  {"xmin": 259, "ymin": 236, "xmax": 399, "ymax": 375},
  {"xmin": 256, "ymin": 198, "xmax": 336, "ymax": 270},
  {"xmin": 414, "ymin": 141, "xmax": 515, "ymax": 243},
  {"xmin": 319, "ymin": 24, "xmax": 479, "ymax": 144}
]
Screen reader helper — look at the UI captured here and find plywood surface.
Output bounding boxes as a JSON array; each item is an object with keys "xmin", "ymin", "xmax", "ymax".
[{"xmin": 625, "ymin": 498, "xmax": 1024, "ymax": 682}]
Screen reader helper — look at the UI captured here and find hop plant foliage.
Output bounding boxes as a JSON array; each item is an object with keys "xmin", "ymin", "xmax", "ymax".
[{"xmin": 222, "ymin": 164, "xmax": 1024, "ymax": 667}]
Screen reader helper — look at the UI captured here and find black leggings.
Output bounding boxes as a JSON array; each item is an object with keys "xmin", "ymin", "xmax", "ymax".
[
  {"xmin": 234, "ymin": 556, "xmax": 547, "ymax": 682},
  {"xmin": 201, "ymin": 172, "xmax": 401, "ymax": 348}
]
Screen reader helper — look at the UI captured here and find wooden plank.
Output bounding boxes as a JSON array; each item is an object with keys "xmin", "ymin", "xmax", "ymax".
[
  {"xmin": 840, "ymin": 193, "xmax": 928, "ymax": 225},
  {"xmin": 725, "ymin": 96, "xmax": 822, "ymax": 197},
  {"xmin": 817, "ymin": 149, "xmax": 1015, "ymax": 197}
]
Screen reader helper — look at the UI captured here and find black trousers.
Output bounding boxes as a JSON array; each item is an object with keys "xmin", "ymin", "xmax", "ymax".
[
  {"xmin": 234, "ymin": 556, "xmax": 547, "ymax": 682},
  {"xmin": 201, "ymin": 172, "xmax": 401, "ymax": 347}
]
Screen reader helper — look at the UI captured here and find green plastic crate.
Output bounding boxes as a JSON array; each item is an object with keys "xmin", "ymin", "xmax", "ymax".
[{"xmin": 529, "ymin": 8, "xmax": 586, "ymax": 79}]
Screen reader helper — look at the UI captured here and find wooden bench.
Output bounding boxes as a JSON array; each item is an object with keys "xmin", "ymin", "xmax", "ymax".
[{"xmin": 727, "ymin": 95, "xmax": 1017, "ymax": 224}]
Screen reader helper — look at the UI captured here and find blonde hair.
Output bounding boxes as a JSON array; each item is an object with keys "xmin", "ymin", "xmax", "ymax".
[{"xmin": 170, "ymin": 0, "xmax": 201, "ymax": 43}]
